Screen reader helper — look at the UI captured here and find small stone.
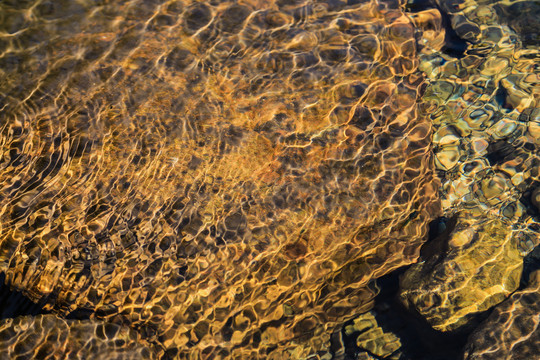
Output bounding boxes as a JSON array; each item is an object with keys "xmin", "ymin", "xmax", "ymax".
[
  {"xmin": 459, "ymin": 159, "xmax": 489, "ymax": 178},
  {"xmin": 489, "ymin": 118, "xmax": 518, "ymax": 139},
  {"xmin": 470, "ymin": 137, "xmax": 489, "ymax": 155},
  {"xmin": 472, "ymin": 6, "xmax": 497, "ymax": 23},
  {"xmin": 532, "ymin": 187, "xmax": 540, "ymax": 211},
  {"xmin": 451, "ymin": 178, "xmax": 471, "ymax": 198},
  {"xmin": 480, "ymin": 175, "xmax": 508, "ymax": 200},
  {"xmin": 528, "ymin": 121, "xmax": 540, "ymax": 141},
  {"xmin": 448, "ymin": 227, "xmax": 475, "ymax": 248},
  {"xmin": 501, "ymin": 203, "xmax": 516, "ymax": 218},
  {"xmin": 436, "ymin": 145, "xmax": 460, "ymax": 170},
  {"xmin": 480, "ymin": 57, "xmax": 509, "ymax": 76},
  {"xmin": 511, "ymin": 173, "xmax": 524, "ymax": 186},
  {"xmin": 465, "ymin": 108, "xmax": 489, "ymax": 129}
]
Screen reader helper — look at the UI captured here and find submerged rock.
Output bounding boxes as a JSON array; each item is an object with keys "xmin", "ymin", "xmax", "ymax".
[
  {"xmin": 411, "ymin": 0, "xmax": 540, "ymax": 338},
  {"xmin": 463, "ymin": 270, "xmax": 540, "ymax": 360},
  {"xmin": 0, "ymin": 314, "xmax": 157, "ymax": 359},
  {"xmin": 399, "ymin": 212, "xmax": 524, "ymax": 332},
  {"xmin": 344, "ymin": 312, "xmax": 402, "ymax": 359},
  {"xmin": 0, "ymin": 0, "xmax": 441, "ymax": 358}
]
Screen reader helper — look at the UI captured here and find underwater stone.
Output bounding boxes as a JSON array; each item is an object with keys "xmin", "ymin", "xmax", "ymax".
[
  {"xmin": 435, "ymin": 145, "xmax": 461, "ymax": 171},
  {"xmin": 470, "ymin": 137, "xmax": 489, "ymax": 155},
  {"xmin": 399, "ymin": 212, "xmax": 526, "ymax": 332},
  {"xmin": 463, "ymin": 270, "xmax": 540, "ymax": 360},
  {"xmin": 345, "ymin": 311, "xmax": 402, "ymax": 359},
  {"xmin": 489, "ymin": 118, "xmax": 518, "ymax": 139}
]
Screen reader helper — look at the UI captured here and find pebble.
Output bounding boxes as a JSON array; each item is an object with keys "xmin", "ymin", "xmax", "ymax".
[
  {"xmin": 465, "ymin": 108, "xmax": 490, "ymax": 129},
  {"xmin": 489, "ymin": 118, "xmax": 518, "ymax": 139},
  {"xmin": 480, "ymin": 57, "xmax": 509, "ymax": 76},
  {"xmin": 470, "ymin": 137, "xmax": 489, "ymax": 155},
  {"xmin": 480, "ymin": 175, "xmax": 508, "ymax": 200},
  {"xmin": 511, "ymin": 173, "xmax": 524, "ymax": 186},
  {"xmin": 436, "ymin": 145, "xmax": 460, "ymax": 170},
  {"xmin": 528, "ymin": 121, "xmax": 540, "ymax": 140},
  {"xmin": 448, "ymin": 227, "xmax": 475, "ymax": 248}
]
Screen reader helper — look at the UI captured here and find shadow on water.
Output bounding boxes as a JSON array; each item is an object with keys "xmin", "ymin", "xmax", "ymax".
[
  {"xmin": 0, "ymin": 272, "xmax": 95, "ymax": 321},
  {"xmin": 0, "ymin": 273, "xmax": 48, "ymax": 320},
  {"xmin": 520, "ymin": 244, "xmax": 540, "ymax": 289},
  {"xmin": 337, "ymin": 216, "xmax": 474, "ymax": 360},
  {"xmin": 368, "ymin": 269, "xmax": 470, "ymax": 360},
  {"xmin": 406, "ymin": 0, "xmax": 468, "ymax": 58}
]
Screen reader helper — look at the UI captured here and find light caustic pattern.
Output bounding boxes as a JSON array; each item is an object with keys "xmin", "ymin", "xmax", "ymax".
[
  {"xmin": 0, "ymin": 0, "xmax": 440, "ymax": 359},
  {"xmin": 399, "ymin": 0, "xmax": 540, "ymax": 348},
  {"xmin": 463, "ymin": 270, "xmax": 540, "ymax": 360}
]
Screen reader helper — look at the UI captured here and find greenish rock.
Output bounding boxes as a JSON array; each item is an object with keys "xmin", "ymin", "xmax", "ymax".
[
  {"xmin": 463, "ymin": 270, "xmax": 540, "ymax": 359},
  {"xmin": 344, "ymin": 312, "xmax": 402, "ymax": 359},
  {"xmin": 399, "ymin": 212, "xmax": 524, "ymax": 332}
]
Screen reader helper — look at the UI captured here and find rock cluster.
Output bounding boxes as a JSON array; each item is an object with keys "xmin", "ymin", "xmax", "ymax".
[
  {"xmin": 343, "ymin": 0, "xmax": 539, "ymax": 358},
  {"xmin": 399, "ymin": 0, "xmax": 540, "ymax": 335}
]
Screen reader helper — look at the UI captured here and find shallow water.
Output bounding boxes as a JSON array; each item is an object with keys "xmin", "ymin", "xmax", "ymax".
[{"xmin": 0, "ymin": 0, "xmax": 538, "ymax": 359}]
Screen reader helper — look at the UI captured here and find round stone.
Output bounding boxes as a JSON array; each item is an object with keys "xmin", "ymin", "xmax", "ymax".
[
  {"xmin": 490, "ymin": 118, "xmax": 518, "ymax": 139},
  {"xmin": 480, "ymin": 176, "xmax": 508, "ymax": 200},
  {"xmin": 436, "ymin": 145, "xmax": 460, "ymax": 170},
  {"xmin": 470, "ymin": 137, "xmax": 489, "ymax": 155}
]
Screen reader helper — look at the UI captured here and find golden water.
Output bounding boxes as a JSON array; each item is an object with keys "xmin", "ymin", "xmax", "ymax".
[{"xmin": 0, "ymin": 0, "xmax": 537, "ymax": 359}]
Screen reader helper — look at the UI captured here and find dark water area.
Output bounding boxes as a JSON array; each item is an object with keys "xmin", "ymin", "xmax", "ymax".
[
  {"xmin": 338, "ymin": 216, "xmax": 470, "ymax": 360},
  {"xmin": 0, "ymin": 273, "xmax": 48, "ymax": 320},
  {"xmin": 406, "ymin": 0, "xmax": 468, "ymax": 58}
]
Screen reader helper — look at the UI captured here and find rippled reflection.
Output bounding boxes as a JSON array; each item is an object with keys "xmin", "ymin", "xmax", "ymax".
[{"xmin": 0, "ymin": 0, "xmax": 537, "ymax": 359}]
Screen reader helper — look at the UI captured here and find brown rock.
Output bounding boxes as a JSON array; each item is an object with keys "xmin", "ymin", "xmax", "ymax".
[{"xmin": 0, "ymin": 0, "xmax": 441, "ymax": 359}]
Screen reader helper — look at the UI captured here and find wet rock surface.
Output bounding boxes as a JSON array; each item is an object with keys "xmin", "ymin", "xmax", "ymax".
[
  {"xmin": 338, "ymin": 0, "xmax": 539, "ymax": 358},
  {"xmin": 343, "ymin": 312, "xmax": 402, "ymax": 359},
  {"xmin": 0, "ymin": 0, "xmax": 441, "ymax": 359},
  {"xmin": 463, "ymin": 270, "xmax": 540, "ymax": 360},
  {"xmin": 395, "ymin": 0, "xmax": 540, "ymax": 342},
  {"xmin": 400, "ymin": 211, "xmax": 523, "ymax": 332}
]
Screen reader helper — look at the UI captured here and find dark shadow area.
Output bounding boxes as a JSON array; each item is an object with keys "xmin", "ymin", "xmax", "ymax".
[
  {"xmin": 520, "ymin": 244, "xmax": 540, "ymax": 289},
  {"xmin": 338, "ymin": 265, "xmax": 473, "ymax": 360},
  {"xmin": 494, "ymin": 1, "xmax": 539, "ymax": 47},
  {"xmin": 0, "ymin": 272, "xmax": 48, "ymax": 320},
  {"xmin": 0, "ymin": 273, "xmax": 98, "ymax": 322},
  {"xmin": 519, "ymin": 181, "xmax": 540, "ymax": 221},
  {"xmin": 336, "ymin": 217, "xmax": 480, "ymax": 359},
  {"xmin": 485, "ymin": 140, "xmax": 516, "ymax": 166},
  {"xmin": 405, "ymin": 0, "xmax": 468, "ymax": 58},
  {"xmin": 494, "ymin": 84, "xmax": 514, "ymax": 111},
  {"xmin": 65, "ymin": 307, "xmax": 95, "ymax": 320}
]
